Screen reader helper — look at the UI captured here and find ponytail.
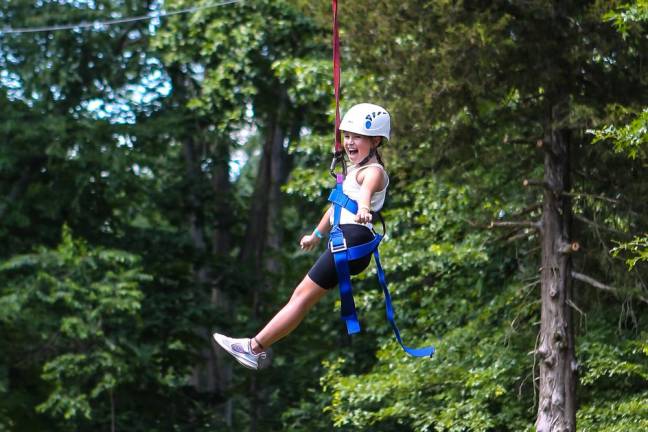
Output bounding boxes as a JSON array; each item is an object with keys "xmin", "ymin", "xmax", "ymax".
[{"xmin": 376, "ymin": 149, "xmax": 384, "ymax": 167}]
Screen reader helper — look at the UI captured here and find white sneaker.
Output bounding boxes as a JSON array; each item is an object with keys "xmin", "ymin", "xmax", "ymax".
[{"xmin": 212, "ymin": 333, "xmax": 268, "ymax": 370}]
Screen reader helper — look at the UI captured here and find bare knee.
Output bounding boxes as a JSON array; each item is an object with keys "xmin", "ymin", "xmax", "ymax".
[{"xmin": 291, "ymin": 278, "xmax": 312, "ymax": 300}]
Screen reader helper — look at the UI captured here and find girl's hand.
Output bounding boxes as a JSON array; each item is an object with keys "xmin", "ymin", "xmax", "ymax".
[
  {"xmin": 300, "ymin": 233, "xmax": 320, "ymax": 251},
  {"xmin": 354, "ymin": 207, "xmax": 372, "ymax": 224}
]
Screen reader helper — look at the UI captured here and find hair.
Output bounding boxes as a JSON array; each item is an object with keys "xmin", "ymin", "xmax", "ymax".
[
  {"xmin": 376, "ymin": 148, "xmax": 385, "ymax": 167},
  {"xmin": 375, "ymin": 137, "xmax": 385, "ymax": 167}
]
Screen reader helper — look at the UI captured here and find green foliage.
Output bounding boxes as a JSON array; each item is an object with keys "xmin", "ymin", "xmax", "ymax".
[
  {"xmin": 580, "ymin": 340, "xmax": 648, "ymax": 386},
  {"xmin": 311, "ymin": 1, "xmax": 648, "ymax": 431},
  {"xmin": 272, "ymin": 58, "xmax": 331, "ymax": 106},
  {"xmin": 154, "ymin": 0, "xmax": 329, "ymax": 134},
  {"xmin": 0, "ymin": 225, "xmax": 148, "ymax": 424},
  {"xmin": 612, "ymin": 234, "xmax": 648, "ymax": 269},
  {"xmin": 577, "ymin": 323, "xmax": 648, "ymax": 432},
  {"xmin": 590, "ymin": 0, "xmax": 648, "ymax": 281},
  {"xmin": 589, "ymin": 108, "xmax": 648, "ymax": 160},
  {"xmin": 577, "ymin": 393, "xmax": 648, "ymax": 432},
  {"xmin": 320, "ymin": 174, "xmax": 536, "ymax": 431},
  {"xmin": 284, "ymin": 133, "xmax": 334, "ymax": 201},
  {"xmin": 604, "ymin": 0, "xmax": 648, "ymax": 37},
  {"xmin": 323, "ymin": 286, "xmax": 536, "ymax": 431},
  {"xmin": 1, "ymin": 0, "xmax": 648, "ymax": 430}
]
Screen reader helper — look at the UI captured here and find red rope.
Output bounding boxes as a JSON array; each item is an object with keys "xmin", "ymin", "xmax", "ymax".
[{"xmin": 332, "ymin": 0, "xmax": 341, "ymax": 154}]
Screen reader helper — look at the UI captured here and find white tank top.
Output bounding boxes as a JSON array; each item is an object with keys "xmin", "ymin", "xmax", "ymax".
[{"xmin": 331, "ymin": 163, "xmax": 389, "ymax": 228}]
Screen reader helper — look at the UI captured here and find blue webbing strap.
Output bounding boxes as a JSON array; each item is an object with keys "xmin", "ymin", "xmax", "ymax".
[
  {"xmin": 332, "ymin": 232, "xmax": 361, "ymax": 335},
  {"xmin": 373, "ymin": 250, "xmax": 435, "ymax": 357},
  {"xmin": 331, "ymin": 177, "xmax": 360, "ymax": 334},
  {"xmin": 328, "ymin": 188, "xmax": 358, "ymax": 214},
  {"xmin": 332, "ymin": 176, "xmax": 344, "ymax": 227},
  {"xmin": 328, "ymin": 184, "xmax": 434, "ymax": 357},
  {"xmin": 345, "ymin": 233, "xmax": 381, "ymax": 260}
]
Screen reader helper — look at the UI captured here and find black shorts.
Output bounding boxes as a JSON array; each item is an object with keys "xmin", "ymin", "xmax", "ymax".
[{"xmin": 308, "ymin": 224, "xmax": 375, "ymax": 289}]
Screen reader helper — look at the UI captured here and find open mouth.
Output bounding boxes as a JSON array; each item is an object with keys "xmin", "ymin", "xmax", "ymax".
[{"xmin": 347, "ymin": 148, "xmax": 359, "ymax": 157}]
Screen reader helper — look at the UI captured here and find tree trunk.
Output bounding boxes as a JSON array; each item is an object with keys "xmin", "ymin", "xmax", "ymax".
[
  {"xmin": 169, "ymin": 65, "xmax": 234, "ymax": 409},
  {"xmin": 211, "ymin": 138, "xmax": 232, "ymax": 259},
  {"xmin": 240, "ymin": 121, "xmax": 285, "ymax": 267},
  {"xmin": 535, "ymin": 103, "xmax": 577, "ymax": 432},
  {"xmin": 182, "ymin": 133, "xmax": 237, "ymax": 425},
  {"xmin": 240, "ymin": 92, "xmax": 289, "ymax": 273},
  {"xmin": 210, "ymin": 138, "xmax": 234, "ymax": 426},
  {"xmin": 240, "ymin": 93, "xmax": 289, "ymax": 432},
  {"xmin": 181, "ymin": 135, "xmax": 217, "ymax": 394}
]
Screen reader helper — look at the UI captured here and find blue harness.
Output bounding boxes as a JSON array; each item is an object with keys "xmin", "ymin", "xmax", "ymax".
[{"xmin": 327, "ymin": 175, "xmax": 435, "ymax": 358}]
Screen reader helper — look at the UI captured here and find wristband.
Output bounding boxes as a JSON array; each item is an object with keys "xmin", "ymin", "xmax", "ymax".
[{"xmin": 313, "ymin": 228, "xmax": 324, "ymax": 239}]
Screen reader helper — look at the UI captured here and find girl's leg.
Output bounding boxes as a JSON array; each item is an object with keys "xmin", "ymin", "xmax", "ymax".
[{"xmin": 251, "ymin": 275, "xmax": 329, "ymax": 353}]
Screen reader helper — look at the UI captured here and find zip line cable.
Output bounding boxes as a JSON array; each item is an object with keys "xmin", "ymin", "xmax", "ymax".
[{"xmin": 0, "ymin": 0, "xmax": 241, "ymax": 35}]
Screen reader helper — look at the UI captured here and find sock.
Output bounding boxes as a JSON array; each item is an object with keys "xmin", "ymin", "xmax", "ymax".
[{"xmin": 250, "ymin": 337, "xmax": 264, "ymax": 354}]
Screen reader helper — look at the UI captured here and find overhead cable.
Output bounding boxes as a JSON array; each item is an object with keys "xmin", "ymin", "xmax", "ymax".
[{"xmin": 0, "ymin": 0, "xmax": 241, "ymax": 35}]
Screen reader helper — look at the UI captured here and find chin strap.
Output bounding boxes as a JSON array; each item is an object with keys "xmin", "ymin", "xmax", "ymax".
[{"xmin": 357, "ymin": 148, "xmax": 376, "ymax": 166}]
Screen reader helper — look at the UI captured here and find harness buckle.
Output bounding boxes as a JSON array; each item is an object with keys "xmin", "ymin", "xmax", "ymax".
[{"xmin": 329, "ymin": 238, "xmax": 348, "ymax": 253}]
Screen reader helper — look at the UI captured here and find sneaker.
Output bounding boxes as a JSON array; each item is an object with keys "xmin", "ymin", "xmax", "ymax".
[{"xmin": 212, "ymin": 333, "xmax": 269, "ymax": 370}]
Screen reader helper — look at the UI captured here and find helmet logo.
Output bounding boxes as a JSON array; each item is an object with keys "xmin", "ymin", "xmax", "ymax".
[{"xmin": 364, "ymin": 111, "xmax": 387, "ymax": 130}]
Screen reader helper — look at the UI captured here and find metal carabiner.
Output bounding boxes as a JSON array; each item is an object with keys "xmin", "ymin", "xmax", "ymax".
[{"xmin": 329, "ymin": 150, "xmax": 347, "ymax": 179}]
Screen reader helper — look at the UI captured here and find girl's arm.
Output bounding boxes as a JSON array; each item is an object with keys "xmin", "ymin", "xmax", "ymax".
[{"xmin": 354, "ymin": 167, "xmax": 385, "ymax": 224}]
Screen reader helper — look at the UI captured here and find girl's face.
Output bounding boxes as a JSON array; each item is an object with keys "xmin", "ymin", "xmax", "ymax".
[{"xmin": 343, "ymin": 132, "xmax": 379, "ymax": 164}]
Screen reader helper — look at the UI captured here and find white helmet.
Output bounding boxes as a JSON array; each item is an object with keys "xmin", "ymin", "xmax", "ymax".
[{"xmin": 339, "ymin": 103, "xmax": 390, "ymax": 140}]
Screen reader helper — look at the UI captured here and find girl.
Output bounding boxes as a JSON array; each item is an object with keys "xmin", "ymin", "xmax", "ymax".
[{"xmin": 213, "ymin": 103, "xmax": 390, "ymax": 370}]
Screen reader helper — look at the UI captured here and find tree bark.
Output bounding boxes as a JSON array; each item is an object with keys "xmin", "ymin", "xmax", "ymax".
[
  {"xmin": 182, "ymin": 133, "xmax": 238, "ymax": 420},
  {"xmin": 181, "ymin": 135, "xmax": 217, "ymax": 394},
  {"xmin": 240, "ymin": 92, "xmax": 290, "ymax": 432},
  {"xmin": 210, "ymin": 138, "xmax": 234, "ymax": 426},
  {"xmin": 535, "ymin": 103, "xmax": 576, "ymax": 432},
  {"xmin": 240, "ymin": 92, "xmax": 289, "ymax": 273},
  {"xmin": 169, "ymin": 67, "xmax": 233, "ymax": 408}
]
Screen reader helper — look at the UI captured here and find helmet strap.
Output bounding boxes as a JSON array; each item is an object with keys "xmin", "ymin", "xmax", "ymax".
[{"xmin": 358, "ymin": 147, "xmax": 376, "ymax": 166}]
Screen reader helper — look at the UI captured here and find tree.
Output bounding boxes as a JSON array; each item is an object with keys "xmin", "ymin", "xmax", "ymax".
[
  {"xmin": 154, "ymin": 1, "xmax": 332, "ymax": 428},
  {"xmin": 318, "ymin": 1, "xmax": 648, "ymax": 430},
  {"xmin": 1, "ymin": 2, "xmax": 227, "ymax": 430},
  {"xmin": 2, "ymin": 0, "xmax": 645, "ymax": 430},
  {"xmin": 0, "ymin": 226, "xmax": 148, "ymax": 430}
]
